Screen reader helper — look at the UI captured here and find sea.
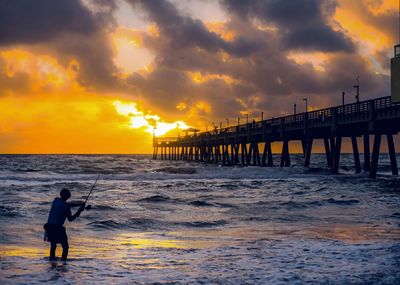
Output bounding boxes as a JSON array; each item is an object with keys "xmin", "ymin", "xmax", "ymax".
[{"xmin": 0, "ymin": 154, "xmax": 399, "ymax": 284}]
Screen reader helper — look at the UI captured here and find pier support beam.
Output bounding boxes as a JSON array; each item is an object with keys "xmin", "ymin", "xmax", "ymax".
[
  {"xmin": 369, "ymin": 133, "xmax": 381, "ymax": 179},
  {"xmin": 262, "ymin": 141, "xmax": 273, "ymax": 167},
  {"xmin": 351, "ymin": 137, "xmax": 361, "ymax": 173},
  {"xmin": 267, "ymin": 142, "xmax": 273, "ymax": 167},
  {"xmin": 247, "ymin": 143, "xmax": 253, "ymax": 165},
  {"xmin": 252, "ymin": 142, "xmax": 261, "ymax": 166},
  {"xmin": 301, "ymin": 139, "xmax": 306, "ymax": 158},
  {"xmin": 363, "ymin": 134, "xmax": 370, "ymax": 172},
  {"xmin": 235, "ymin": 144, "xmax": 240, "ymax": 164},
  {"xmin": 261, "ymin": 142, "xmax": 269, "ymax": 167},
  {"xmin": 304, "ymin": 138, "xmax": 313, "ymax": 167},
  {"xmin": 241, "ymin": 143, "xmax": 246, "ymax": 165},
  {"xmin": 280, "ymin": 141, "xmax": 290, "ymax": 167},
  {"xmin": 323, "ymin": 138, "xmax": 331, "ymax": 167},
  {"xmin": 332, "ymin": 136, "xmax": 342, "ymax": 174},
  {"xmin": 387, "ymin": 133, "xmax": 398, "ymax": 175}
]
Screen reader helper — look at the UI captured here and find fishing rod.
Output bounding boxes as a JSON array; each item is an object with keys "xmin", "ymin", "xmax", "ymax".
[{"xmin": 82, "ymin": 174, "xmax": 100, "ymax": 210}]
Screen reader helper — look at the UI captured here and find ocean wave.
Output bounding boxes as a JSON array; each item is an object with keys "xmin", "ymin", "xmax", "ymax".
[
  {"xmin": 326, "ymin": 198, "xmax": 360, "ymax": 205},
  {"xmin": 93, "ymin": 205, "xmax": 118, "ymax": 211},
  {"xmin": 279, "ymin": 201, "xmax": 308, "ymax": 209},
  {"xmin": 87, "ymin": 220, "xmax": 122, "ymax": 230},
  {"xmin": 137, "ymin": 195, "xmax": 171, "ymax": 203},
  {"xmin": 188, "ymin": 200, "xmax": 214, "ymax": 207},
  {"xmin": 177, "ymin": 220, "xmax": 227, "ymax": 228},
  {"xmin": 153, "ymin": 167, "xmax": 196, "ymax": 174},
  {"xmin": 0, "ymin": 205, "xmax": 22, "ymax": 217}
]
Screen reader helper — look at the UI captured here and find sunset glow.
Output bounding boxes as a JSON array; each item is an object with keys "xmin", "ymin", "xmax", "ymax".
[
  {"xmin": 114, "ymin": 101, "xmax": 191, "ymax": 136},
  {"xmin": 0, "ymin": 0, "xmax": 397, "ymax": 153}
]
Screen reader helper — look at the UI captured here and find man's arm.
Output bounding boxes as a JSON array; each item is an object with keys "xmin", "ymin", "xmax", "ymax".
[{"xmin": 66, "ymin": 204, "xmax": 85, "ymax": 222}]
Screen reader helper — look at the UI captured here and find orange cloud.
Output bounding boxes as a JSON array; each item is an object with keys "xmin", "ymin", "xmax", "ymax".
[{"xmin": 0, "ymin": 47, "xmax": 191, "ymax": 153}]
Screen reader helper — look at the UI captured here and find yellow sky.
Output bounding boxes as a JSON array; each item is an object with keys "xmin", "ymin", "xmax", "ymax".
[{"xmin": 0, "ymin": 0, "xmax": 398, "ymax": 154}]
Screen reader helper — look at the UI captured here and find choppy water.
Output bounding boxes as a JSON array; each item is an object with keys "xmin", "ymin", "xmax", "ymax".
[{"xmin": 0, "ymin": 154, "xmax": 399, "ymax": 284}]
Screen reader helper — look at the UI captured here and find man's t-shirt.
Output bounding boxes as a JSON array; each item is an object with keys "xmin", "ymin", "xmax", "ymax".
[{"xmin": 47, "ymin": 198, "xmax": 71, "ymax": 225}]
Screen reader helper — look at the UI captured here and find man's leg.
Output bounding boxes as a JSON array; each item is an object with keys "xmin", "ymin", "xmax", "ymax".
[
  {"xmin": 61, "ymin": 240, "xmax": 69, "ymax": 261},
  {"xmin": 50, "ymin": 242, "xmax": 57, "ymax": 260}
]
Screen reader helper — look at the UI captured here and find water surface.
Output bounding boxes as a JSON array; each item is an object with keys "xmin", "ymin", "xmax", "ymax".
[{"xmin": 0, "ymin": 154, "xmax": 399, "ymax": 284}]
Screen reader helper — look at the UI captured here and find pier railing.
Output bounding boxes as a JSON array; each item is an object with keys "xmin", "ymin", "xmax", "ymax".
[{"xmin": 158, "ymin": 96, "xmax": 400, "ymax": 143}]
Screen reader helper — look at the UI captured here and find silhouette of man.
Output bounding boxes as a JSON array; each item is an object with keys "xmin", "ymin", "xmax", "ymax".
[{"xmin": 44, "ymin": 189, "xmax": 85, "ymax": 261}]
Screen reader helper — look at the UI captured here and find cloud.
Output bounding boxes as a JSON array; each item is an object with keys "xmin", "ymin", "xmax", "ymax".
[
  {"xmin": 0, "ymin": 0, "xmax": 97, "ymax": 45},
  {"xmin": 221, "ymin": 0, "xmax": 355, "ymax": 52},
  {"xmin": 121, "ymin": 0, "xmax": 391, "ymax": 123},
  {"xmin": 126, "ymin": 0, "xmax": 265, "ymax": 57},
  {"xmin": 0, "ymin": 0, "xmax": 120, "ymax": 90}
]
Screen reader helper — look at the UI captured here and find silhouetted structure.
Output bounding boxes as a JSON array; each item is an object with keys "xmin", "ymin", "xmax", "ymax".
[
  {"xmin": 153, "ymin": 96, "xmax": 400, "ymax": 178},
  {"xmin": 153, "ymin": 48, "xmax": 400, "ymax": 179}
]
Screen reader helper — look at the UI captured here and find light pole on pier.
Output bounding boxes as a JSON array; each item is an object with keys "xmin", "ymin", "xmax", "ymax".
[
  {"xmin": 246, "ymin": 114, "xmax": 249, "ymax": 124},
  {"xmin": 237, "ymin": 117, "xmax": 240, "ymax": 125},
  {"xmin": 354, "ymin": 76, "xmax": 360, "ymax": 103},
  {"xmin": 226, "ymin": 118, "xmax": 229, "ymax": 128},
  {"xmin": 342, "ymin": 91, "xmax": 345, "ymax": 106},
  {"xmin": 219, "ymin": 122, "xmax": 222, "ymax": 130},
  {"xmin": 303, "ymin": 98, "xmax": 308, "ymax": 112},
  {"xmin": 261, "ymin": 112, "xmax": 263, "ymax": 121},
  {"xmin": 294, "ymin": 103, "xmax": 297, "ymax": 115}
]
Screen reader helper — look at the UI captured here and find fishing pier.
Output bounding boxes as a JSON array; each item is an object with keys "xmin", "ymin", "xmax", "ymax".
[{"xmin": 153, "ymin": 46, "xmax": 400, "ymax": 178}]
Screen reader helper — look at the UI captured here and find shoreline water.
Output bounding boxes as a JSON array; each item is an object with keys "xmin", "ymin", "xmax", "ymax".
[{"xmin": 1, "ymin": 154, "xmax": 399, "ymax": 284}]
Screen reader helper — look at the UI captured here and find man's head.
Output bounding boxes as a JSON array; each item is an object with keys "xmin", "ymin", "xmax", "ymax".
[{"xmin": 60, "ymin": 189, "xmax": 71, "ymax": 201}]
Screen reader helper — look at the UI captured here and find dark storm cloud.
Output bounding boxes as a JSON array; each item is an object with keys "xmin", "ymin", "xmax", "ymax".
[
  {"xmin": 126, "ymin": 0, "xmax": 264, "ymax": 57},
  {"xmin": 0, "ymin": 0, "xmax": 97, "ymax": 45},
  {"xmin": 221, "ymin": 0, "xmax": 355, "ymax": 52},
  {"xmin": 121, "ymin": 0, "xmax": 390, "ymax": 120},
  {"xmin": 0, "ymin": 0, "xmax": 119, "ymax": 90}
]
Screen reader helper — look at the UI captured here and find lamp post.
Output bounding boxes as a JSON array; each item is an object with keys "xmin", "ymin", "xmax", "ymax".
[
  {"xmin": 261, "ymin": 112, "xmax": 263, "ymax": 121},
  {"xmin": 354, "ymin": 76, "xmax": 359, "ymax": 103},
  {"xmin": 237, "ymin": 117, "xmax": 240, "ymax": 125},
  {"xmin": 342, "ymin": 91, "xmax": 345, "ymax": 106},
  {"xmin": 303, "ymin": 98, "xmax": 308, "ymax": 112},
  {"xmin": 246, "ymin": 114, "xmax": 249, "ymax": 124},
  {"xmin": 219, "ymin": 122, "xmax": 222, "ymax": 130},
  {"xmin": 226, "ymin": 118, "xmax": 229, "ymax": 128},
  {"xmin": 294, "ymin": 103, "xmax": 297, "ymax": 115}
]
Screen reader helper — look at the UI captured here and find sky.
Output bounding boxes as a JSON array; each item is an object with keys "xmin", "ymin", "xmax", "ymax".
[{"xmin": 0, "ymin": 0, "xmax": 398, "ymax": 154}]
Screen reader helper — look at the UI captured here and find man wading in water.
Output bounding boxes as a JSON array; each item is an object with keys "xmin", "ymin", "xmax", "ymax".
[{"xmin": 44, "ymin": 189, "xmax": 86, "ymax": 261}]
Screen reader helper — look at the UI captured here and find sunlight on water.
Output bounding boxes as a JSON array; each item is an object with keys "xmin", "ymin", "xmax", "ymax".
[{"xmin": 0, "ymin": 245, "xmax": 46, "ymax": 258}]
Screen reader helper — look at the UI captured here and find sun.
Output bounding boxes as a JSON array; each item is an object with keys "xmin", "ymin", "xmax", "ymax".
[{"xmin": 113, "ymin": 101, "xmax": 191, "ymax": 136}]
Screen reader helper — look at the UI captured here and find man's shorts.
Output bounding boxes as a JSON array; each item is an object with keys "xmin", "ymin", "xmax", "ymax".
[{"xmin": 43, "ymin": 223, "xmax": 68, "ymax": 243}]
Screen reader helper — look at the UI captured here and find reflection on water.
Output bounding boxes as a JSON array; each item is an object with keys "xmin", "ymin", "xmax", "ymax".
[{"xmin": 0, "ymin": 154, "xmax": 399, "ymax": 284}]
